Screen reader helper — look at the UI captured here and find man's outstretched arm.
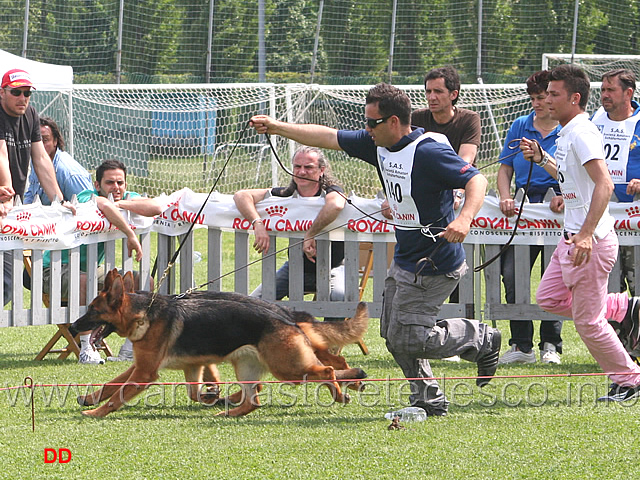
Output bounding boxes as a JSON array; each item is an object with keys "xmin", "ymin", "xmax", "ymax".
[{"xmin": 250, "ymin": 115, "xmax": 342, "ymax": 151}]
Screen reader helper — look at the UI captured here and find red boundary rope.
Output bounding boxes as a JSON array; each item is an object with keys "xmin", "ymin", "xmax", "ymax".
[{"xmin": 2, "ymin": 371, "xmax": 626, "ymax": 432}]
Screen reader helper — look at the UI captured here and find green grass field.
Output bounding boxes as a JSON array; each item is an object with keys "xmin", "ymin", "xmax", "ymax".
[
  {"xmin": 1, "ymin": 317, "xmax": 639, "ymax": 479},
  {"xmin": 2, "ymin": 227, "xmax": 640, "ymax": 478}
]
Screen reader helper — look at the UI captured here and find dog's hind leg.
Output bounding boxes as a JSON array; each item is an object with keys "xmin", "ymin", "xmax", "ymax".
[
  {"xmin": 303, "ymin": 364, "xmax": 353, "ymax": 405},
  {"xmin": 78, "ymin": 365, "xmax": 136, "ymax": 407},
  {"xmin": 184, "ymin": 365, "xmax": 220, "ymax": 405},
  {"xmin": 261, "ymin": 335, "xmax": 353, "ymax": 406},
  {"xmin": 314, "ymin": 349, "xmax": 350, "ymax": 370},
  {"xmin": 215, "ymin": 353, "xmax": 266, "ymax": 417},
  {"xmin": 202, "ymin": 364, "xmax": 221, "ymax": 401},
  {"xmin": 313, "ymin": 350, "xmax": 365, "ymax": 392},
  {"xmin": 222, "ymin": 383, "xmax": 263, "ymax": 407},
  {"xmin": 333, "ymin": 367, "xmax": 368, "ymax": 394}
]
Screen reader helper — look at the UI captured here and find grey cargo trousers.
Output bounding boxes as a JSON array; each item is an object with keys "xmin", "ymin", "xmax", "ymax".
[{"xmin": 380, "ymin": 260, "xmax": 493, "ymax": 415}]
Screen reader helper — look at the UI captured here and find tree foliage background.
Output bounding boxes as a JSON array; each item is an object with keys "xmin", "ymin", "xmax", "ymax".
[{"xmin": 1, "ymin": 0, "xmax": 638, "ymax": 84}]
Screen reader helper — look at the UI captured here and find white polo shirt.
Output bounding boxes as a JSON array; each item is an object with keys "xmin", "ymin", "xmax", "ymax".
[{"xmin": 555, "ymin": 112, "xmax": 614, "ymax": 238}]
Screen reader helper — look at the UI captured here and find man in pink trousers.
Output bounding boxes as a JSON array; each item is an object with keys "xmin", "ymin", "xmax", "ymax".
[{"xmin": 521, "ymin": 64, "xmax": 640, "ymax": 402}]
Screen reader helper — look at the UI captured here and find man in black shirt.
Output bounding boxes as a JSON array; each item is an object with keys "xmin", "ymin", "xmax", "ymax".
[{"xmin": 0, "ymin": 68, "xmax": 71, "ymax": 305}]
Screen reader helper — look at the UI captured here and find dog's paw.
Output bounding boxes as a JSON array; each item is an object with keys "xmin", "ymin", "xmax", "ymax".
[
  {"xmin": 77, "ymin": 395, "xmax": 95, "ymax": 406},
  {"xmin": 199, "ymin": 392, "xmax": 221, "ymax": 406},
  {"xmin": 214, "ymin": 406, "xmax": 253, "ymax": 417},
  {"xmin": 353, "ymin": 368, "xmax": 367, "ymax": 379},
  {"xmin": 339, "ymin": 392, "xmax": 351, "ymax": 405},
  {"xmin": 346, "ymin": 381, "xmax": 366, "ymax": 392},
  {"xmin": 204, "ymin": 384, "xmax": 220, "ymax": 397}
]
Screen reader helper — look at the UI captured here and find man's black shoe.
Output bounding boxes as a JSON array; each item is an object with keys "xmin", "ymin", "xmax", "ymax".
[
  {"xmin": 477, "ymin": 328, "xmax": 501, "ymax": 387},
  {"xmin": 624, "ymin": 297, "xmax": 640, "ymax": 352},
  {"xmin": 597, "ymin": 383, "xmax": 640, "ymax": 402}
]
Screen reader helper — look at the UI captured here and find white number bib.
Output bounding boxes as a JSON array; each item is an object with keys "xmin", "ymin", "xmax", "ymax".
[{"xmin": 592, "ymin": 107, "xmax": 640, "ymax": 183}]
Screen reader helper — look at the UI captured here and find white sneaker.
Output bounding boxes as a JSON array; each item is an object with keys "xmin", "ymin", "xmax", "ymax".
[
  {"xmin": 498, "ymin": 344, "xmax": 536, "ymax": 364},
  {"xmin": 441, "ymin": 355, "xmax": 461, "ymax": 362},
  {"xmin": 107, "ymin": 348, "xmax": 133, "ymax": 362},
  {"xmin": 540, "ymin": 342, "xmax": 561, "ymax": 364},
  {"xmin": 78, "ymin": 348, "xmax": 105, "ymax": 365}
]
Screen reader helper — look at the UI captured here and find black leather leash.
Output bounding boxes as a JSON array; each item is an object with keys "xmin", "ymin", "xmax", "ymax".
[{"xmin": 473, "ymin": 139, "xmax": 543, "ymax": 272}]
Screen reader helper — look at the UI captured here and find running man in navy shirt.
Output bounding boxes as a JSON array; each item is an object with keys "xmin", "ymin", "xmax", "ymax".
[{"xmin": 250, "ymin": 83, "xmax": 501, "ymax": 417}]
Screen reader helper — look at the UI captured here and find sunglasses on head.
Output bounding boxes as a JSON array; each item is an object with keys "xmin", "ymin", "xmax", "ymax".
[
  {"xmin": 365, "ymin": 115, "xmax": 392, "ymax": 129},
  {"xmin": 6, "ymin": 88, "xmax": 32, "ymax": 97}
]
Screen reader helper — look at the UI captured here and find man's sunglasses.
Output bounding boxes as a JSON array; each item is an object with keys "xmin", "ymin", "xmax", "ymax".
[
  {"xmin": 365, "ymin": 115, "xmax": 392, "ymax": 129},
  {"xmin": 6, "ymin": 88, "xmax": 32, "ymax": 98}
]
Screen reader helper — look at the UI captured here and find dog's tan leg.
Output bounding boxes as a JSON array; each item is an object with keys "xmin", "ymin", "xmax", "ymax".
[
  {"xmin": 203, "ymin": 363, "xmax": 220, "ymax": 383},
  {"xmin": 304, "ymin": 364, "xmax": 351, "ymax": 405},
  {"xmin": 184, "ymin": 365, "xmax": 205, "ymax": 403},
  {"xmin": 221, "ymin": 383, "xmax": 263, "ymax": 406},
  {"xmin": 78, "ymin": 365, "xmax": 136, "ymax": 406},
  {"xmin": 81, "ymin": 366, "xmax": 160, "ymax": 417},
  {"xmin": 215, "ymin": 356, "xmax": 264, "ymax": 417},
  {"xmin": 184, "ymin": 365, "xmax": 220, "ymax": 405},
  {"xmin": 259, "ymin": 335, "xmax": 352, "ymax": 405},
  {"xmin": 314, "ymin": 349, "xmax": 350, "ymax": 370},
  {"xmin": 202, "ymin": 364, "xmax": 221, "ymax": 401},
  {"xmin": 313, "ymin": 350, "xmax": 364, "ymax": 391},
  {"xmin": 215, "ymin": 383, "xmax": 262, "ymax": 417}
]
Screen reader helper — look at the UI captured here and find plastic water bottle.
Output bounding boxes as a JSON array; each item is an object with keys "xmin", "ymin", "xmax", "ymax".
[{"xmin": 384, "ymin": 406, "xmax": 428, "ymax": 422}]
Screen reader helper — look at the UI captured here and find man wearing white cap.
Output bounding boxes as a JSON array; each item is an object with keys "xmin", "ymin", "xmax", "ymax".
[{"xmin": 0, "ymin": 68, "xmax": 72, "ymax": 305}]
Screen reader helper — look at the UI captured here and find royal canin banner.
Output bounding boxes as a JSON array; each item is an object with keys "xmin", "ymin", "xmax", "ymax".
[
  {"xmin": 0, "ymin": 197, "xmax": 155, "ymax": 250},
  {"xmin": 2, "ymin": 189, "xmax": 640, "ymax": 250},
  {"xmin": 467, "ymin": 195, "xmax": 640, "ymax": 246},
  {"xmin": 151, "ymin": 189, "xmax": 394, "ymax": 241}
]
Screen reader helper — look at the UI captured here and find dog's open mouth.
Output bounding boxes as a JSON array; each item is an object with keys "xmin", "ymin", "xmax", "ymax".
[{"xmin": 89, "ymin": 324, "xmax": 115, "ymax": 346}]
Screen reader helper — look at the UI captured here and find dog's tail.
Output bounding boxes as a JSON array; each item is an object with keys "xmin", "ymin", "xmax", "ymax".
[{"xmin": 298, "ymin": 302, "xmax": 369, "ymax": 349}]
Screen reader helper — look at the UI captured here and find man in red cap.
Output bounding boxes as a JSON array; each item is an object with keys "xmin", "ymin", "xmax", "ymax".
[{"xmin": 0, "ymin": 68, "xmax": 72, "ymax": 305}]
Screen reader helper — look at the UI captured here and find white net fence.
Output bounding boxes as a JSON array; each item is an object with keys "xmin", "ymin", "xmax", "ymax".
[
  {"xmin": 542, "ymin": 54, "xmax": 640, "ymax": 82},
  {"xmin": 28, "ymin": 81, "xmax": 640, "ymax": 198}
]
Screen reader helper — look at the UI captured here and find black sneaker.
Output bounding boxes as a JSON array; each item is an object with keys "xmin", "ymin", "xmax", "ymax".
[
  {"xmin": 621, "ymin": 296, "xmax": 640, "ymax": 351},
  {"xmin": 477, "ymin": 328, "xmax": 502, "ymax": 387},
  {"xmin": 597, "ymin": 383, "xmax": 640, "ymax": 402}
]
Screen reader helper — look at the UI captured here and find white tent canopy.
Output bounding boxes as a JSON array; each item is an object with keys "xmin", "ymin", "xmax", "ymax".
[{"xmin": 0, "ymin": 49, "xmax": 73, "ymax": 91}]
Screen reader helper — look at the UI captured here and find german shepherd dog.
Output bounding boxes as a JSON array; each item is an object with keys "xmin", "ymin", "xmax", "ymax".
[{"xmin": 72, "ymin": 270, "xmax": 368, "ymax": 417}]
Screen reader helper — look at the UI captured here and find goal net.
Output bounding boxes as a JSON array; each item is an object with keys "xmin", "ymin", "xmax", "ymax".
[
  {"xmin": 31, "ymin": 81, "xmax": 617, "ymax": 198},
  {"xmin": 542, "ymin": 53, "xmax": 640, "ymax": 81}
]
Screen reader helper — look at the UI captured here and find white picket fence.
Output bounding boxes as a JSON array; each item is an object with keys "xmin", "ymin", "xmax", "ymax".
[{"xmin": 2, "ymin": 226, "xmax": 637, "ymax": 329}]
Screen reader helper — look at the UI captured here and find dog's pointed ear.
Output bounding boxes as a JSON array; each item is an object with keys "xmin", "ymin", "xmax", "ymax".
[
  {"xmin": 106, "ymin": 273, "xmax": 125, "ymax": 310},
  {"xmin": 122, "ymin": 271, "xmax": 135, "ymax": 293},
  {"xmin": 102, "ymin": 268, "xmax": 120, "ymax": 292}
]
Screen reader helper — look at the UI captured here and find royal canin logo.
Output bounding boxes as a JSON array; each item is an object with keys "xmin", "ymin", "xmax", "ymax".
[
  {"xmin": 265, "ymin": 206, "xmax": 288, "ymax": 217},
  {"xmin": 625, "ymin": 206, "xmax": 640, "ymax": 218},
  {"xmin": 16, "ymin": 211, "xmax": 31, "ymax": 221}
]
